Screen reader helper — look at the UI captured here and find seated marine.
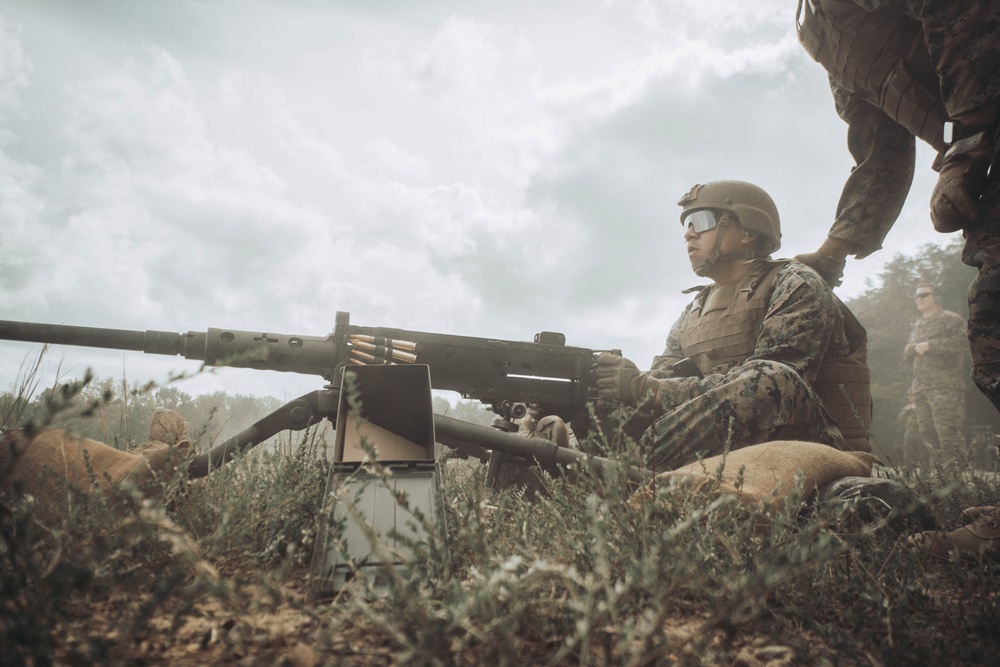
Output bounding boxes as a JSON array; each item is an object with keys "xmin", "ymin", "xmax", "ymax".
[{"xmin": 594, "ymin": 180, "xmax": 871, "ymax": 471}]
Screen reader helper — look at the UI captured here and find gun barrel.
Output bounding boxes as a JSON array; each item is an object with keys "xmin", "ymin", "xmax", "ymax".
[
  {"xmin": 1, "ymin": 313, "xmax": 598, "ymax": 402},
  {"xmin": 0, "ymin": 320, "xmax": 339, "ymax": 380},
  {"xmin": 434, "ymin": 414, "xmax": 651, "ymax": 484},
  {"xmin": 0, "ymin": 320, "xmax": 205, "ymax": 358}
]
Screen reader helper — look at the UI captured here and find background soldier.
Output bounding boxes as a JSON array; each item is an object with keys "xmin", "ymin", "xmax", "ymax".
[
  {"xmin": 595, "ymin": 180, "xmax": 871, "ymax": 471},
  {"xmin": 904, "ymin": 283, "xmax": 968, "ymax": 465}
]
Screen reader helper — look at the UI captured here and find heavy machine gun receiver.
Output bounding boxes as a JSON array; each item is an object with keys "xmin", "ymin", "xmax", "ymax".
[{"xmin": 0, "ymin": 311, "xmax": 597, "ymax": 420}]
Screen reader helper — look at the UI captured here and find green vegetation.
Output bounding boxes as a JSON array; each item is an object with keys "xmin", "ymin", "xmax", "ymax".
[
  {"xmin": 1, "ymin": 371, "xmax": 286, "ymax": 451},
  {"xmin": 2, "ymin": 367, "xmax": 999, "ymax": 665},
  {"xmin": 2, "ymin": 240, "xmax": 999, "ymax": 665}
]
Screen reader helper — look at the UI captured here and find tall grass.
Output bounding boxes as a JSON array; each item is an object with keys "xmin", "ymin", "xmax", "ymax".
[{"xmin": 2, "ymin": 363, "xmax": 999, "ymax": 665}]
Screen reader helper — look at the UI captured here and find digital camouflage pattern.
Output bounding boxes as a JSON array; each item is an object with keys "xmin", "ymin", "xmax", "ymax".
[
  {"xmin": 964, "ymin": 175, "xmax": 1000, "ymax": 412},
  {"xmin": 826, "ymin": 80, "xmax": 917, "ymax": 258},
  {"xmin": 904, "ymin": 307, "xmax": 968, "ymax": 461},
  {"xmin": 798, "ymin": 0, "xmax": 1000, "ymax": 416},
  {"xmin": 912, "ymin": 390, "xmax": 965, "ymax": 463},
  {"xmin": 798, "ymin": 0, "xmax": 1000, "ymax": 257},
  {"xmin": 917, "ymin": 0, "xmax": 1000, "ymax": 116},
  {"xmin": 904, "ymin": 308, "xmax": 968, "ymax": 392},
  {"xmin": 801, "ymin": 0, "xmax": 1000, "ymax": 131},
  {"xmin": 636, "ymin": 260, "xmax": 849, "ymax": 471},
  {"xmin": 899, "ymin": 399, "xmax": 927, "ymax": 467}
]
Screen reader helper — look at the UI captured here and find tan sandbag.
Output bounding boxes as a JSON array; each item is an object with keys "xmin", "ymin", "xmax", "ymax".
[
  {"xmin": 147, "ymin": 408, "xmax": 188, "ymax": 445},
  {"xmin": 1, "ymin": 409, "xmax": 190, "ymax": 521},
  {"xmin": 629, "ymin": 440, "xmax": 878, "ymax": 513}
]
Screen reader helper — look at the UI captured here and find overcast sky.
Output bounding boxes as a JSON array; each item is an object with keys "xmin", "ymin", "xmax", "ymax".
[{"xmin": 0, "ymin": 0, "xmax": 952, "ymax": 403}]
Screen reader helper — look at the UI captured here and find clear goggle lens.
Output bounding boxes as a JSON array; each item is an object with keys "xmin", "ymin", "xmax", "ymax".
[{"xmin": 682, "ymin": 209, "xmax": 718, "ymax": 234}]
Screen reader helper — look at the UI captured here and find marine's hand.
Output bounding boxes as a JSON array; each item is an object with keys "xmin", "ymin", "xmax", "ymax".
[
  {"xmin": 596, "ymin": 352, "xmax": 659, "ymax": 406},
  {"xmin": 794, "ymin": 252, "xmax": 846, "ymax": 287}
]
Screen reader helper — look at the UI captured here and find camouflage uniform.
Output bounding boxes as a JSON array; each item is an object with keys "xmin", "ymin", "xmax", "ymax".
[
  {"xmin": 638, "ymin": 260, "xmax": 850, "ymax": 471},
  {"xmin": 797, "ymin": 0, "xmax": 1000, "ymax": 258},
  {"xmin": 798, "ymin": 0, "xmax": 1000, "ymax": 412},
  {"xmin": 899, "ymin": 399, "xmax": 927, "ymax": 467},
  {"xmin": 965, "ymin": 188, "xmax": 1000, "ymax": 412},
  {"xmin": 904, "ymin": 308, "xmax": 968, "ymax": 462}
]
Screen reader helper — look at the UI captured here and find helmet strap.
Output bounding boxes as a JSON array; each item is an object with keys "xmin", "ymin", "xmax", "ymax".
[
  {"xmin": 691, "ymin": 212, "xmax": 731, "ymax": 275},
  {"xmin": 690, "ymin": 212, "xmax": 769, "ymax": 276}
]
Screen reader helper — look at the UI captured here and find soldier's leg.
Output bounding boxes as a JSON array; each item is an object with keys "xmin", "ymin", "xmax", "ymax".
[
  {"xmin": 640, "ymin": 360, "xmax": 844, "ymax": 472},
  {"xmin": 942, "ymin": 5, "xmax": 1000, "ymax": 412},
  {"xmin": 918, "ymin": 0, "xmax": 1000, "ymax": 230},
  {"xmin": 964, "ymin": 178, "xmax": 1000, "ymax": 413},
  {"xmin": 915, "ymin": 0, "xmax": 1000, "ymax": 118},
  {"xmin": 901, "ymin": 420, "xmax": 926, "ymax": 468},
  {"xmin": 926, "ymin": 389, "xmax": 967, "ymax": 465},
  {"xmin": 912, "ymin": 392, "xmax": 943, "ymax": 458}
]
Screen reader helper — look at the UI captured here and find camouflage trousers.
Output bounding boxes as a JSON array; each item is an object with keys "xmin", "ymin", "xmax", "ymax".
[
  {"xmin": 964, "ymin": 164, "xmax": 1000, "ymax": 413},
  {"xmin": 902, "ymin": 416, "xmax": 928, "ymax": 468},
  {"xmin": 913, "ymin": 387, "xmax": 966, "ymax": 464},
  {"xmin": 906, "ymin": 0, "xmax": 1000, "ymax": 118},
  {"xmin": 813, "ymin": 1, "xmax": 1000, "ymax": 256},
  {"xmin": 638, "ymin": 360, "xmax": 847, "ymax": 472}
]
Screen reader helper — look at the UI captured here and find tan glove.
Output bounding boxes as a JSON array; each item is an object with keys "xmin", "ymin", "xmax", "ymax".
[
  {"xmin": 794, "ymin": 252, "xmax": 846, "ymax": 287},
  {"xmin": 596, "ymin": 352, "xmax": 660, "ymax": 407}
]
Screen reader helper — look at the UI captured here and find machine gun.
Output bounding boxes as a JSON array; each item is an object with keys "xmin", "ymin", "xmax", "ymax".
[
  {"xmin": 0, "ymin": 313, "xmax": 651, "ymax": 594},
  {"xmin": 0, "ymin": 312, "xmax": 642, "ymax": 483}
]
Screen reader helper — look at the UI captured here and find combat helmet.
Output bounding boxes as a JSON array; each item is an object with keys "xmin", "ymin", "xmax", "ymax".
[{"xmin": 678, "ymin": 180, "xmax": 781, "ymax": 254}]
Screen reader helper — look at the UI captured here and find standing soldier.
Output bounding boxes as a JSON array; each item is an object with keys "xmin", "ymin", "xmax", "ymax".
[
  {"xmin": 791, "ymin": 1, "xmax": 1000, "ymax": 418},
  {"xmin": 904, "ymin": 283, "xmax": 968, "ymax": 465},
  {"xmin": 794, "ymin": 0, "xmax": 1000, "ymax": 280}
]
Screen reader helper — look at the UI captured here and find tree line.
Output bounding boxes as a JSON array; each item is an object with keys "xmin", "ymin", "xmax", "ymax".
[
  {"xmin": 0, "ymin": 368, "xmax": 497, "ymax": 451},
  {"xmin": 1, "ymin": 376, "xmax": 287, "ymax": 449}
]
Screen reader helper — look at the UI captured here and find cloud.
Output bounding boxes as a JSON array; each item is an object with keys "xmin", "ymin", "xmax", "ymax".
[
  {"xmin": 608, "ymin": 0, "xmax": 789, "ymax": 37},
  {"xmin": 0, "ymin": 15, "xmax": 31, "ymax": 121},
  {"xmin": 409, "ymin": 15, "xmax": 500, "ymax": 98},
  {"xmin": 364, "ymin": 136, "xmax": 430, "ymax": 178},
  {"xmin": 0, "ymin": 16, "xmax": 46, "ymax": 302},
  {"xmin": 0, "ymin": 0, "xmax": 960, "ymax": 400}
]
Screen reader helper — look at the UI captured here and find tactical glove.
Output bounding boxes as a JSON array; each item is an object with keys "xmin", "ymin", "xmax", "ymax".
[
  {"xmin": 596, "ymin": 352, "xmax": 660, "ymax": 407},
  {"xmin": 794, "ymin": 252, "xmax": 846, "ymax": 287}
]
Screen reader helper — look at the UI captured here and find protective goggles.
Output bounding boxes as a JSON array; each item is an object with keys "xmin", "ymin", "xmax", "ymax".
[{"xmin": 681, "ymin": 209, "xmax": 719, "ymax": 234}]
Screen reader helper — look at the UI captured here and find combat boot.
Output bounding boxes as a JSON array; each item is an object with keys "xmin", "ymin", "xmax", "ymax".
[
  {"xmin": 908, "ymin": 505, "xmax": 1000, "ymax": 561},
  {"xmin": 930, "ymin": 123, "xmax": 998, "ymax": 233}
]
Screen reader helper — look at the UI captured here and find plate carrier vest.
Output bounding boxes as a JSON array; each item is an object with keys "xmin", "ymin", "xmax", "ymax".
[{"xmin": 675, "ymin": 260, "xmax": 872, "ymax": 452}]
